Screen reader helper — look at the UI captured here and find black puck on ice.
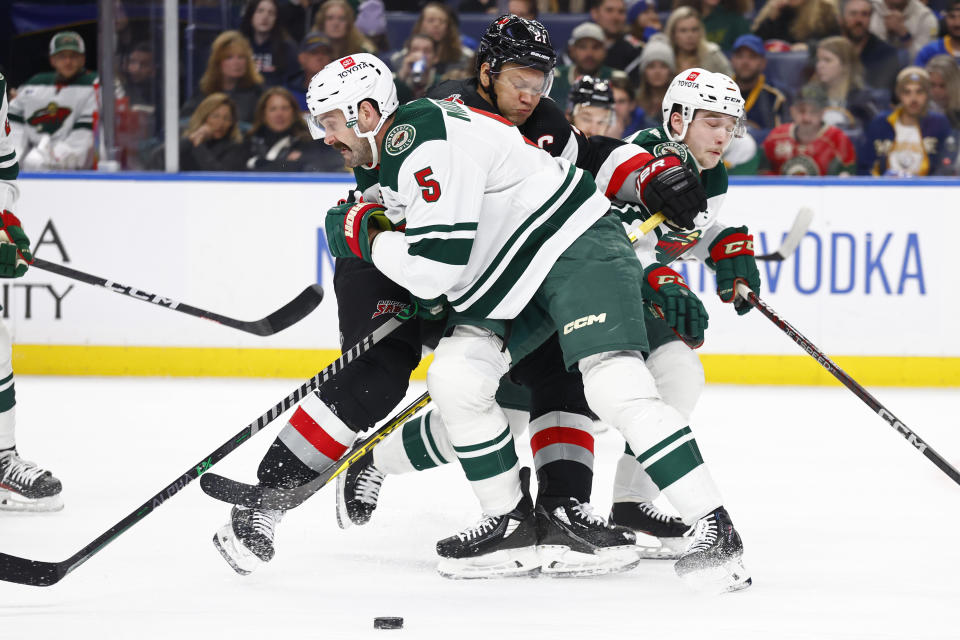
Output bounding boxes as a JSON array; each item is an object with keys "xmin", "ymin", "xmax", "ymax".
[{"xmin": 373, "ymin": 617, "xmax": 404, "ymax": 630}]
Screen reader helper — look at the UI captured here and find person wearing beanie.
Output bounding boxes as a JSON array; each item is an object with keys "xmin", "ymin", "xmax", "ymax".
[
  {"xmin": 860, "ymin": 66, "xmax": 953, "ymax": 175},
  {"xmin": 632, "ymin": 34, "xmax": 675, "ymax": 125},
  {"xmin": 730, "ymin": 34, "xmax": 788, "ymax": 135},
  {"xmin": 627, "ymin": 0, "xmax": 663, "ymax": 45},
  {"xmin": 913, "ymin": 0, "xmax": 960, "ymax": 67},
  {"xmin": 550, "ymin": 22, "xmax": 627, "ymax": 111}
]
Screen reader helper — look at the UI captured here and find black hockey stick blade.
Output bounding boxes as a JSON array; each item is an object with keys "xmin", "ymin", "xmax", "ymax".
[
  {"xmin": 0, "ymin": 554, "xmax": 65, "ymax": 587},
  {"xmin": 757, "ymin": 207, "xmax": 814, "ymax": 262},
  {"xmin": 201, "ymin": 391, "xmax": 432, "ymax": 510},
  {"xmin": 736, "ymin": 283, "xmax": 960, "ymax": 487},
  {"xmin": 31, "ymin": 257, "xmax": 323, "ymax": 336}
]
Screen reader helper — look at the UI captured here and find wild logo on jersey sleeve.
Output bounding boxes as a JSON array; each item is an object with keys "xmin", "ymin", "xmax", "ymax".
[
  {"xmin": 656, "ymin": 229, "xmax": 702, "ymax": 262},
  {"xmin": 28, "ymin": 102, "xmax": 72, "ymax": 134},
  {"xmin": 653, "ymin": 141, "xmax": 689, "ymax": 162},
  {"xmin": 385, "ymin": 124, "xmax": 416, "ymax": 156}
]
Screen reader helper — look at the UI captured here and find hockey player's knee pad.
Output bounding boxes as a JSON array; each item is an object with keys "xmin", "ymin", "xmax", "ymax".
[
  {"xmin": 428, "ymin": 327, "xmax": 510, "ymax": 424},
  {"xmin": 646, "ymin": 341, "xmax": 704, "ymax": 421}
]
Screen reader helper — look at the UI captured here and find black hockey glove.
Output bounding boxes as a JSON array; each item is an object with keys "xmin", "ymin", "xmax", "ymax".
[{"xmin": 636, "ymin": 155, "xmax": 707, "ymax": 231}]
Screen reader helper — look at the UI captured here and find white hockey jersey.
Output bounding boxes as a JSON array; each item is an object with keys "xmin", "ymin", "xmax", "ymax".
[
  {"xmin": 7, "ymin": 70, "xmax": 97, "ymax": 170},
  {"xmin": 370, "ymin": 98, "xmax": 611, "ymax": 320},
  {"xmin": 0, "ymin": 73, "xmax": 21, "ymax": 214}
]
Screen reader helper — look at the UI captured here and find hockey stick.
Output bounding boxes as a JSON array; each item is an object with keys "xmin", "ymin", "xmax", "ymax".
[
  {"xmin": 32, "ymin": 257, "xmax": 324, "ymax": 336},
  {"xmin": 756, "ymin": 207, "xmax": 814, "ymax": 262},
  {"xmin": 200, "ymin": 391, "xmax": 432, "ymax": 510},
  {"xmin": 0, "ymin": 309, "xmax": 415, "ymax": 587},
  {"xmin": 736, "ymin": 283, "xmax": 960, "ymax": 486}
]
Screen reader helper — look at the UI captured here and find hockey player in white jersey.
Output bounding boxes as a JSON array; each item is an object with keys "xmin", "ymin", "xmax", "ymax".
[
  {"xmin": 7, "ymin": 31, "xmax": 97, "ymax": 171},
  {"xmin": 0, "ymin": 72, "xmax": 64, "ymax": 511},
  {"xmin": 313, "ymin": 53, "xmax": 750, "ymax": 591}
]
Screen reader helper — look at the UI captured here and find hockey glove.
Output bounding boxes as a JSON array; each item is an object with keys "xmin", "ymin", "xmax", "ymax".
[
  {"xmin": 707, "ymin": 225, "xmax": 761, "ymax": 315},
  {"xmin": 642, "ymin": 263, "xmax": 708, "ymax": 347},
  {"xmin": 636, "ymin": 155, "xmax": 707, "ymax": 231},
  {"xmin": 0, "ymin": 211, "xmax": 32, "ymax": 278},
  {"xmin": 325, "ymin": 202, "xmax": 393, "ymax": 262},
  {"xmin": 410, "ymin": 294, "xmax": 448, "ymax": 321}
]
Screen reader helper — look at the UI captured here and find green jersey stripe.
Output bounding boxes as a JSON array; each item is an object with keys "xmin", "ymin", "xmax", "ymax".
[
  {"xmin": 405, "ymin": 222, "xmax": 478, "ymax": 237},
  {"xmin": 452, "ymin": 425, "xmax": 511, "ymax": 454},
  {"xmin": 644, "ymin": 439, "xmax": 704, "ymax": 489},
  {"xmin": 450, "ymin": 165, "xmax": 578, "ymax": 308},
  {"xmin": 635, "ymin": 427, "xmax": 692, "ymax": 464},
  {"xmin": 408, "ymin": 237, "xmax": 473, "ymax": 266},
  {"xmin": 459, "ymin": 170, "xmax": 598, "ymax": 317}
]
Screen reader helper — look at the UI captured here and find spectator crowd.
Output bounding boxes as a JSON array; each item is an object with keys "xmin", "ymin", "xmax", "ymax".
[{"xmin": 4, "ymin": 0, "xmax": 960, "ymax": 176}]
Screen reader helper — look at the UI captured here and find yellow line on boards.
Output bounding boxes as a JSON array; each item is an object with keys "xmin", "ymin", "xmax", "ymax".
[{"xmin": 11, "ymin": 345, "xmax": 960, "ymax": 387}]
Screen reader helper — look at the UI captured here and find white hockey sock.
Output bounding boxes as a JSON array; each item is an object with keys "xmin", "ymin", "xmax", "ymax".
[
  {"xmin": 373, "ymin": 409, "xmax": 454, "ymax": 474},
  {"xmin": 612, "ymin": 449, "xmax": 661, "ymax": 503}
]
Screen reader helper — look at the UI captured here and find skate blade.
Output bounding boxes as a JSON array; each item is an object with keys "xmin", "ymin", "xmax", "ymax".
[
  {"xmin": 0, "ymin": 489, "xmax": 64, "ymax": 513},
  {"xmin": 212, "ymin": 524, "xmax": 260, "ymax": 576},
  {"xmin": 677, "ymin": 558, "xmax": 752, "ymax": 594},
  {"xmin": 437, "ymin": 547, "xmax": 541, "ymax": 579},
  {"xmin": 335, "ymin": 474, "xmax": 351, "ymax": 530},
  {"xmin": 538, "ymin": 545, "xmax": 641, "ymax": 577},
  {"xmin": 635, "ymin": 534, "xmax": 690, "ymax": 560}
]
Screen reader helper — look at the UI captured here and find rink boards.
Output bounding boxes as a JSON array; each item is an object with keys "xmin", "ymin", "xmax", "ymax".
[{"xmin": 7, "ymin": 172, "xmax": 958, "ymax": 386}]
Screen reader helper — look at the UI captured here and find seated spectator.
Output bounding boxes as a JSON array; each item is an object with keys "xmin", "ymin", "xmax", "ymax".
[
  {"xmin": 730, "ymin": 34, "xmax": 789, "ymax": 133},
  {"xmin": 458, "ymin": 0, "xmax": 501, "ymax": 14},
  {"xmin": 566, "ymin": 75, "xmax": 617, "ymax": 136},
  {"xmin": 815, "ymin": 35, "xmax": 880, "ymax": 132},
  {"xmin": 7, "ymin": 31, "xmax": 96, "ymax": 170},
  {"xmin": 841, "ymin": 0, "xmax": 901, "ymax": 91},
  {"xmin": 181, "ymin": 31, "xmax": 264, "ymax": 128},
  {"xmin": 240, "ymin": 0, "xmax": 300, "ymax": 89},
  {"xmin": 762, "ymin": 82, "xmax": 857, "ymax": 174},
  {"xmin": 635, "ymin": 35, "xmax": 676, "ymax": 126},
  {"xmin": 609, "ymin": 75, "xmax": 647, "ymax": 136},
  {"xmin": 591, "ymin": 0, "xmax": 645, "ymax": 70},
  {"xmin": 507, "ymin": 0, "xmax": 538, "ymax": 19},
  {"xmin": 313, "ymin": 0, "xmax": 376, "ymax": 59},
  {"xmin": 355, "ymin": 0, "xmax": 390, "ymax": 53},
  {"xmin": 290, "ymin": 31, "xmax": 334, "ymax": 111},
  {"xmin": 869, "ymin": 0, "xmax": 938, "ymax": 60},
  {"xmin": 926, "ymin": 54, "xmax": 960, "ymax": 127},
  {"xmin": 118, "ymin": 42, "xmax": 162, "ymax": 169},
  {"xmin": 242, "ymin": 87, "xmax": 346, "ymax": 172},
  {"xmin": 396, "ymin": 3, "xmax": 473, "ymax": 77},
  {"xmin": 665, "ymin": 6, "xmax": 734, "ymax": 74},
  {"xmin": 914, "ymin": 0, "xmax": 960, "ymax": 66},
  {"xmin": 860, "ymin": 66, "xmax": 954, "ymax": 174},
  {"xmin": 122, "ymin": 42, "xmax": 159, "ymax": 110},
  {"xmin": 395, "ymin": 34, "xmax": 442, "ymax": 100},
  {"xmin": 676, "ymin": 0, "xmax": 752, "ymax": 52},
  {"xmin": 751, "ymin": 0, "xmax": 840, "ymax": 48},
  {"xmin": 180, "ymin": 93, "xmax": 245, "ymax": 171},
  {"xmin": 551, "ymin": 23, "xmax": 626, "ymax": 111},
  {"xmin": 627, "ymin": 0, "xmax": 664, "ymax": 47}
]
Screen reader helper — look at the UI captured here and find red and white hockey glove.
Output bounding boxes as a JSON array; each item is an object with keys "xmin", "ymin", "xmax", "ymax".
[
  {"xmin": 324, "ymin": 202, "xmax": 392, "ymax": 262},
  {"xmin": 707, "ymin": 226, "xmax": 760, "ymax": 315},
  {"xmin": 0, "ymin": 210, "xmax": 33, "ymax": 278},
  {"xmin": 636, "ymin": 155, "xmax": 707, "ymax": 231},
  {"xmin": 642, "ymin": 263, "xmax": 708, "ymax": 348}
]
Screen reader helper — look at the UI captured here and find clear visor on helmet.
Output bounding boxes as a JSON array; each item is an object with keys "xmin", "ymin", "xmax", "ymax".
[
  {"xmin": 571, "ymin": 103, "xmax": 616, "ymax": 135},
  {"xmin": 306, "ymin": 109, "xmax": 357, "ymax": 141},
  {"xmin": 693, "ymin": 113, "xmax": 747, "ymax": 139},
  {"xmin": 490, "ymin": 64, "xmax": 554, "ymax": 97}
]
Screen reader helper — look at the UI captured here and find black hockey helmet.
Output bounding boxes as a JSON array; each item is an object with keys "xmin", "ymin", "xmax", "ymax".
[
  {"xmin": 568, "ymin": 75, "xmax": 614, "ymax": 110},
  {"xmin": 476, "ymin": 15, "xmax": 558, "ymax": 76}
]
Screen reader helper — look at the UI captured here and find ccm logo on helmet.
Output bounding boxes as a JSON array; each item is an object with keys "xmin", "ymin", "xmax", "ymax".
[{"xmin": 563, "ymin": 313, "xmax": 607, "ymax": 334}]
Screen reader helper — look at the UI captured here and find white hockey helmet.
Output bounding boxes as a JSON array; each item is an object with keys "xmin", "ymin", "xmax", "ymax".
[
  {"xmin": 661, "ymin": 68, "xmax": 745, "ymax": 143},
  {"xmin": 306, "ymin": 53, "xmax": 399, "ymax": 165}
]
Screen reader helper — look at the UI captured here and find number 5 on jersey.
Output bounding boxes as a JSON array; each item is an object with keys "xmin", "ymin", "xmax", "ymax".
[{"xmin": 414, "ymin": 167, "xmax": 441, "ymax": 203}]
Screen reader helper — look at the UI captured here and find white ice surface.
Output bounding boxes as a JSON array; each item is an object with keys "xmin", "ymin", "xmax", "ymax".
[{"xmin": 1, "ymin": 377, "xmax": 958, "ymax": 639}]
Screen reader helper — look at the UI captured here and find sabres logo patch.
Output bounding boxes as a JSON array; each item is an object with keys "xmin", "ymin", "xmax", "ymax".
[{"xmin": 385, "ymin": 124, "xmax": 416, "ymax": 156}]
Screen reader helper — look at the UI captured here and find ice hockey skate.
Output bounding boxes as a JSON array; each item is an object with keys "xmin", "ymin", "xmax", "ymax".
[
  {"xmin": 0, "ymin": 448, "xmax": 63, "ymax": 512},
  {"xmin": 436, "ymin": 468, "xmax": 540, "ymax": 579},
  {"xmin": 536, "ymin": 499, "xmax": 641, "ymax": 577},
  {"xmin": 336, "ymin": 450, "xmax": 385, "ymax": 529},
  {"xmin": 610, "ymin": 500, "xmax": 692, "ymax": 559},
  {"xmin": 213, "ymin": 505, "xmax": 283, "ymax": 576},
  {"xmin": 674, "ymin": 506, "xmax": 751, "ymax": 593}
]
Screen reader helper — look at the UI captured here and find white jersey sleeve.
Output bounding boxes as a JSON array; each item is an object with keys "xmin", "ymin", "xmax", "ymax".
[{"xmin": 0, "ymin": 74, "xmax": 21, "ymax": 214}]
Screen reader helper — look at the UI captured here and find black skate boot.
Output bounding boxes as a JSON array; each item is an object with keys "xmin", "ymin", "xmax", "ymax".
[
  {"xmin": 0, "ymin": 448, "xmax": 63, "ymax": 512},
  {"xmin": 213, "ymin": 505, "xmax": 284, "ymax": 575},
  {"xmin": 610, "ymin": 500, "xmax": 692, "ymax": 559},
  {"xmin": 436, "ymin": 467, "xmax": 539, "ymax": 579},
  {"xmin": 536, "ymin": 499, "xmax": 640, "ymax": 576},
  {"xmin": 674, "ymin": 506, "xmax": 751, "ymax": 593},
  {"xmin": 336, "ymin": 450, "xmax": 385, "ymax": 529}
]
